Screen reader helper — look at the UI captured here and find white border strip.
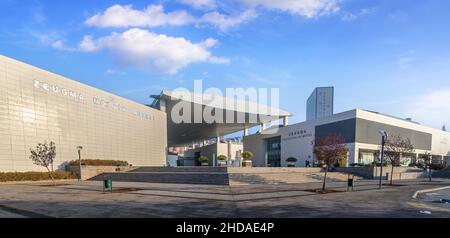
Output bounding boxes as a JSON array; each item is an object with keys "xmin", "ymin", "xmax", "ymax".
[{"xmin": 412, "ymin": 186, "xmax": 450, "ymax": 199}]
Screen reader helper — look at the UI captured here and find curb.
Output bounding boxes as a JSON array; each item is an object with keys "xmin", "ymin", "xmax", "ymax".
[{"xmin": 412, "ymin": 186, "xmax": 450, "ymax": 199}]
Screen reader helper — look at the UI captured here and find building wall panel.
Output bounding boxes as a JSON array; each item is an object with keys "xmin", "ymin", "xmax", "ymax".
[{"xmin": 0, "ymin": 55, "xmax": 167, "ymax": 172}]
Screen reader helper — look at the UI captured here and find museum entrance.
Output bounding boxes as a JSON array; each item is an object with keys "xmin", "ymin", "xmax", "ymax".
[{"xmin": 266, "ymin": 137, "xmax": 281, "ymax": 167}]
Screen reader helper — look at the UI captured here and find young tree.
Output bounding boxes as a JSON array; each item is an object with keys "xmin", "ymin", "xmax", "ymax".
[
  {"xmin": 417, "ymin": 152, "xmax": 448, "ymax": 182},
  {"xmin": 29, "ymin": 141, "xmax": 56, "ymax": 184},
  {"xmin": 314, "ymin": 134, "xmax": 348, "ymax": 192},
  {"xmin": 383, "ymin": 134, "xmax": 415, "ymax": 185}
]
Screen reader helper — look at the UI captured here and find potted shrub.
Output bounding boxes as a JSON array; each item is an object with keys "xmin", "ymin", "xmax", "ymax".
[
  {"xmin": 286, "ymin": 157, "xmax": 297, "ymax": 167},
  {"xmin": 241, "ymin": 151, "xmax": 254, "ymax": 167},
  {"xmin": 217, "ymin": 155, "xmax": 228, "ymax": 167},
  {"xmin": 198, "ymin": 156, "xmax": 209, "ymax": 166}
]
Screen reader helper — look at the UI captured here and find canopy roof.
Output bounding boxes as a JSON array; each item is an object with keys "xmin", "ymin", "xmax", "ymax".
[{"xmin": 151, "ymin": 90, "xmax": 292, "ymax": 146}]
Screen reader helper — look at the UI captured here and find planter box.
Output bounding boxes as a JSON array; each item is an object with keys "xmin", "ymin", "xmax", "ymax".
[
  {"xmin": 201, "ymin": 163, "xmax": 209, "ymax": 167},
  {"xmin": 242, "ymin": 160, "xmax": 253, "ymax": 168},
  {"xmin": 218, "ymin": 161, "xmax": 227, "ymax": 167}
]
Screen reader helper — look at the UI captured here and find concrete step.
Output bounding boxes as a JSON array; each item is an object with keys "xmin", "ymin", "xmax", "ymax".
[
  {"xmin": 90, "ymin": 172, "xmax": 230, "ymax": 185},
  {"xmin": 229, "ymin": 173, "xmax": 318, "ymax": 185},
  {"xmin": 128, "ymin": 167, "xmax": 228, "ymax": 173}
]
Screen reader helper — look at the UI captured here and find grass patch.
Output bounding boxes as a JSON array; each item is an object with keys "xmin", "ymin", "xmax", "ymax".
[
  {"xmin": 68, "ymin": 159, "xmax": 129, "ymax": 167},
  {"xmin": 0, "ymin": 171, "xmax": 77, "ymax": 182}
]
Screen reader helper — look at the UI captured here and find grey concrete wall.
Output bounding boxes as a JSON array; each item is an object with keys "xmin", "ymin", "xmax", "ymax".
[
  {"xmin": 68, "ymin": 165, "xmax": 136, "ymax": 180},
  {"xmin": 355, "ymin": 118, "xmax": 432, "ymax": 150}
]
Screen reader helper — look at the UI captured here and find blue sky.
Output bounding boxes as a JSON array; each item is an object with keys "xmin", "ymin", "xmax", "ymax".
[{"xmin": 1, "ymin": 0, "xmax": 450, "ymax": 129}]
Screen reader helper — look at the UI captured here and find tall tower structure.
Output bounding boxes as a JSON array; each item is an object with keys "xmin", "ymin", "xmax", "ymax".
[{"xmin": 306, "ymin": 87, "xmax": 334, "ymax": 121}]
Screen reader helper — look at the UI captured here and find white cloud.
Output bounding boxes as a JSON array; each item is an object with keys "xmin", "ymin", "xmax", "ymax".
[
  {"xmin": 79, "ymin": 36, "xmax": 99, "ymax": 51},
  {"xmin": 77, "ymin": 28, "xmax": 229, "ymax": 74},
  {"xmin": 405, "ymin": 89, "xmax": 450, "ymax": 129},
  {"xmin": 85, "ymin": 4, "xmax": 195, "ymax": 28},
  {"xmin": 396, "ymin": 51, "xmax": 417, "ymax": 69},
  {"xmin": 85, "ymin": 3, "xmax": 255, "ymax": 31},
  {"xmin": 396, "ymin": 56, "xmax": 415, "ymax": 69},
  {"xmin": 33, "ymin": 32, "xmax": 75, "ymax": 51},
  {"xmin": 178, "ymin": 0, "xmax": 217, "ymax": 10},
  {"xmin": 242, "ymin": 0, "xmax": 339, "ymax": 18},
  {"xmin": 342, "ymin": 8, "xmax": 375, "ymax": 21},
  {"xmin": 51, "ymin": 40, "xmax": 68, "ymax": 50},
  {"xmin": 200, "ymin": 9, "xmax": 258, "ymax": 31},
  {"xmin": 105, "ymin": 69, "xmax": 127, "ymax": 76}
]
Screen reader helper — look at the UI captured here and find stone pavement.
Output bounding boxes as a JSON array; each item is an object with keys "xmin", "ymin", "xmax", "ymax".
[{"xmin": 0, "ymin": 179, "xmax": 449, "ymax": 218}]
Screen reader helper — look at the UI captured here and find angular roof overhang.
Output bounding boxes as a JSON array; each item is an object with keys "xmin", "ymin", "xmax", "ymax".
[{"xmin": 151, "ymin": 90, "xmax": 292, "ymax": 146}]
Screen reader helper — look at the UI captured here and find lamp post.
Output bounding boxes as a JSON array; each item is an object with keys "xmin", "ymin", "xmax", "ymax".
[
  {"xmin": 77, "ymin": 146, "xmax": 83, "ymax": 181},
  {"xmin": 378, "ymin": 130, "xmax": 388, "ymax": 189}
]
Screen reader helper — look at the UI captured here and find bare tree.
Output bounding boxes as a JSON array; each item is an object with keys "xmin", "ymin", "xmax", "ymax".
[
  {"xmin": 383, "ymin": 134, "xmax": 415, "ymax": 185},
  {"xmin": 29, "ymin": 141, "xmax": 56, "ymax": 184},
  {"xmin": 314, "ymin": 134, "xmax": 348, "ymax": 192},
  {"xmin": 417, "ymin": 152, "xmax": 448, "ymax": 182}
]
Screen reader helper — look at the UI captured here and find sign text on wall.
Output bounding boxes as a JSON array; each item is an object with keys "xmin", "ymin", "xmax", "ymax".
[{"xmin": 34, "ymin": 79, "xmax": 84, "ymax": 101}]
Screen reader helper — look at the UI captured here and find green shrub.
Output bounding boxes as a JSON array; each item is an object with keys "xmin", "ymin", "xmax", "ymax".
[
  {"xmin": 217, "ymin": 155, "xmax": 227, "ymax": 161},
  {"xmin": 0, "ymin": 171, "xmax": 77, "ymax": 182},
  {"xmin": 68, "ymin": 159, "xmax": 129, "ymax": 167},
  {"xmin": 241, "ymin": 151, "xmax": 254, "ymax": 160},
  {"xmin": 198, "ymin": 156, "xmax": 209, "ymax": 164},
  {"xmin": 286, "ymin": 157, "xmax": 297, "ymax": 163}
]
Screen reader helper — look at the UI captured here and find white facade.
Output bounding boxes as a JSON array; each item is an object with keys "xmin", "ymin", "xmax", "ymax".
[{"xmin": 244, "ymin": 109, "xmax": 450, "ymax": 167}]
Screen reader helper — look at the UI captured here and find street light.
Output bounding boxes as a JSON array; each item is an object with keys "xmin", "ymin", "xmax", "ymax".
[
  {"xmin": 77, "ymin": 146, "xmax": 83, "ymax": 181},
  {"xmin": 378, "ymin": 130, "xmax": 388, "ymax": 189}
]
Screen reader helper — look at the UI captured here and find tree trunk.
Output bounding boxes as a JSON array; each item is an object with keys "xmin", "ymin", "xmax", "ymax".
[
  {"xmin": 390, "ymin": 163, "xmax": 395, "ymax": 185},
  {"xmin": 46, "ymin": 167, "xmax": 55, "ymax": 186},
  {"xmin": 322, "ymin": 166, "xmax": 328, "ymax": 192}
]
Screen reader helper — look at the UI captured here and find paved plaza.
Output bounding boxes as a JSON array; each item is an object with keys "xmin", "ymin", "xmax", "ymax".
[{"xmin": 0, "ymin": 179, "xmax": 449, "ymax": 218}]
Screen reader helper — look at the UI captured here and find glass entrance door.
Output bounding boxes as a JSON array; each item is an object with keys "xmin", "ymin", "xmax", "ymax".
[{"xmin": 266, "ymin": 137, "xmax": 281, "ymax": 167}]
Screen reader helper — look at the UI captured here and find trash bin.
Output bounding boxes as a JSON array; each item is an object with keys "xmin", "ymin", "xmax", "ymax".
[
  {"xmin": 347, "ymin": 175, "xmax": 355, "ymax": 191},
  {"xmin": 347, "ymin": 178, "xmax": 354, "ymax": 187},
  {"xmin": 103, "ymin": 177, "xmax": 113, "ymax": 192}
]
